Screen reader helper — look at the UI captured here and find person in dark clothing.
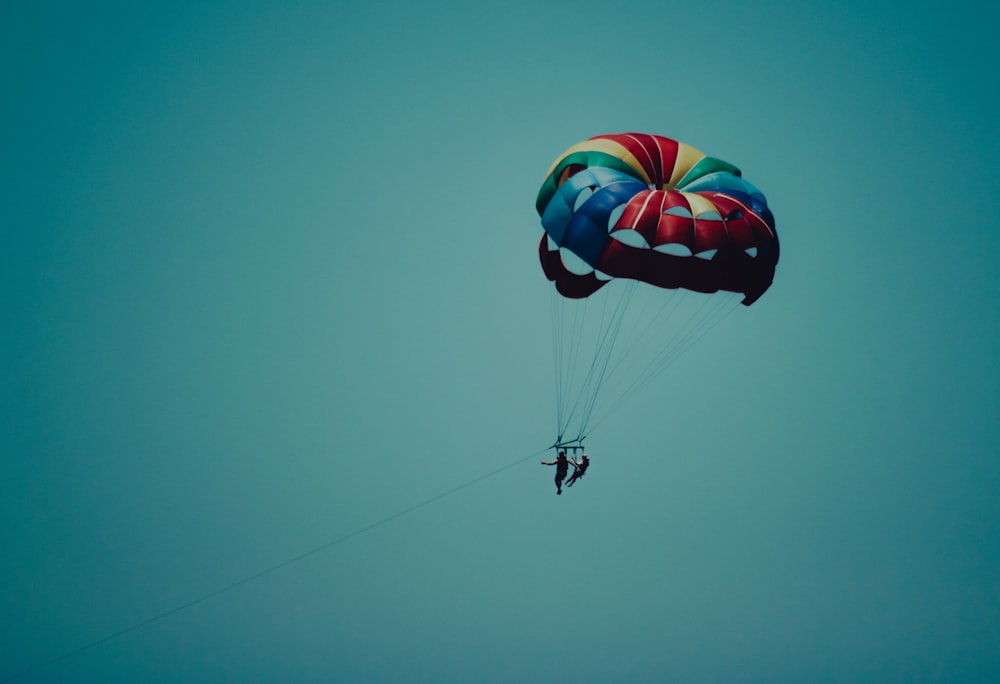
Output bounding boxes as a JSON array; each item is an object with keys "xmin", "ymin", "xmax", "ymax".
[
  {"xmin": 540, "ymin": 451, "xmax": 570, "ymax": 495},
  {"xmin": 565, "ymin": 453, "xmax": 589, "ymax": 488}
]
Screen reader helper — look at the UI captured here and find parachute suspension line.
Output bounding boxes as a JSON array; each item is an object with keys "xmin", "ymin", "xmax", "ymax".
[
  {"xmin": 615, "ymin": 294, "xmax": 725, "ymax": 405},
  {"xmin": 549, "ymin": 287, "xmax": 565, "ymax": 439},
  {"xmin": 570, "ymin": 280, "xmax": 637, "ymax": 441},
  {"xmin": 584, "ymin": 293, "xmax": 740, "ymax": 437},
  {"xmin": 564, "ymin": 293, "xmax": 590, "ymax": 438},
  {"xmin": 576, "ymin": 281, "xmax": 635, "ymax": 439},
  {"xmin": 558, "ymin": 288, "xmax": 607, "ymax": 437},
  {"xmin": 553, "ymin": 287, "xmax": 596, "ymax": 442},
  {"xmin": 641, "ymin": 292, "xmax": 738, "ymax": 386},
  {"xmin": 634, "ymin": 292, "xmax": 717, "ymax": 383},
  {"xmin": 551, "ymin": 287, "xmax": 591, "ymax": 443},
  {"xmin": 549, "ymin": 280, "xmax": 738, "ymax": 445},
  {"xmin": 578, "ymin": 288, "xmax": 691, "ymax": 436},
  {"xmin": 601, "ymin": 285, "xmax": 688, "ymax": 385}
]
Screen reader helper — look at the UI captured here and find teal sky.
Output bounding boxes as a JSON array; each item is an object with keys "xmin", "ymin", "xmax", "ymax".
[{"xmin": 3, "ymin": 1, "xmax": 999, "ymax": 682}]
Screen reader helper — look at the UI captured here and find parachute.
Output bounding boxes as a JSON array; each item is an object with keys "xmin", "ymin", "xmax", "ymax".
[{"xmin": 536, "ymin": 133, "xmax": 779, "ymax": 447}]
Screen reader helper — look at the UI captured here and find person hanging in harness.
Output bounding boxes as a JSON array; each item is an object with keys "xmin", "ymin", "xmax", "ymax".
[
  {"xmin": 565, "ymin": 453, "xmax": 589, "ymax": 488},
  {"xmin": 540, "ymin": 450, "xmax": 570, "ymax": 495}
]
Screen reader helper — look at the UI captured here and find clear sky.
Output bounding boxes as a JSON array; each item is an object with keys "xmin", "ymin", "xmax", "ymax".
[{"xmin": 3, "ymin": 1, "xmax": 999, "ymax": 682}]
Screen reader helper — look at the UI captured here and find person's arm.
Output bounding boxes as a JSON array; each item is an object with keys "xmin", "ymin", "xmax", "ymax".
[{"xmin": 540, "ymin": 460, "xmax": 555, "ymax": 466}]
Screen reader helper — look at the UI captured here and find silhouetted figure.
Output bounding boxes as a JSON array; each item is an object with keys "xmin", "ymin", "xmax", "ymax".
[
  {"xmin": 540, "ymin": 451, "xmax": 570, "ymax": 495},
  {"xmin": 565, "ymin": 453, "xmax": 589, "ymax": 488}
]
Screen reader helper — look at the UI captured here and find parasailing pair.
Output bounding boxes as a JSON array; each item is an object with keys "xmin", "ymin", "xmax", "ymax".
[{"xmin": 535, "ymin": 133, "xmax": 779, "ymax": 450}]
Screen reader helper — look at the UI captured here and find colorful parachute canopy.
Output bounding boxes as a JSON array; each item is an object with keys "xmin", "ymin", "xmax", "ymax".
[{"xmin": 536, "ymin": 133, "xmax": 779, "ymax": 305}]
